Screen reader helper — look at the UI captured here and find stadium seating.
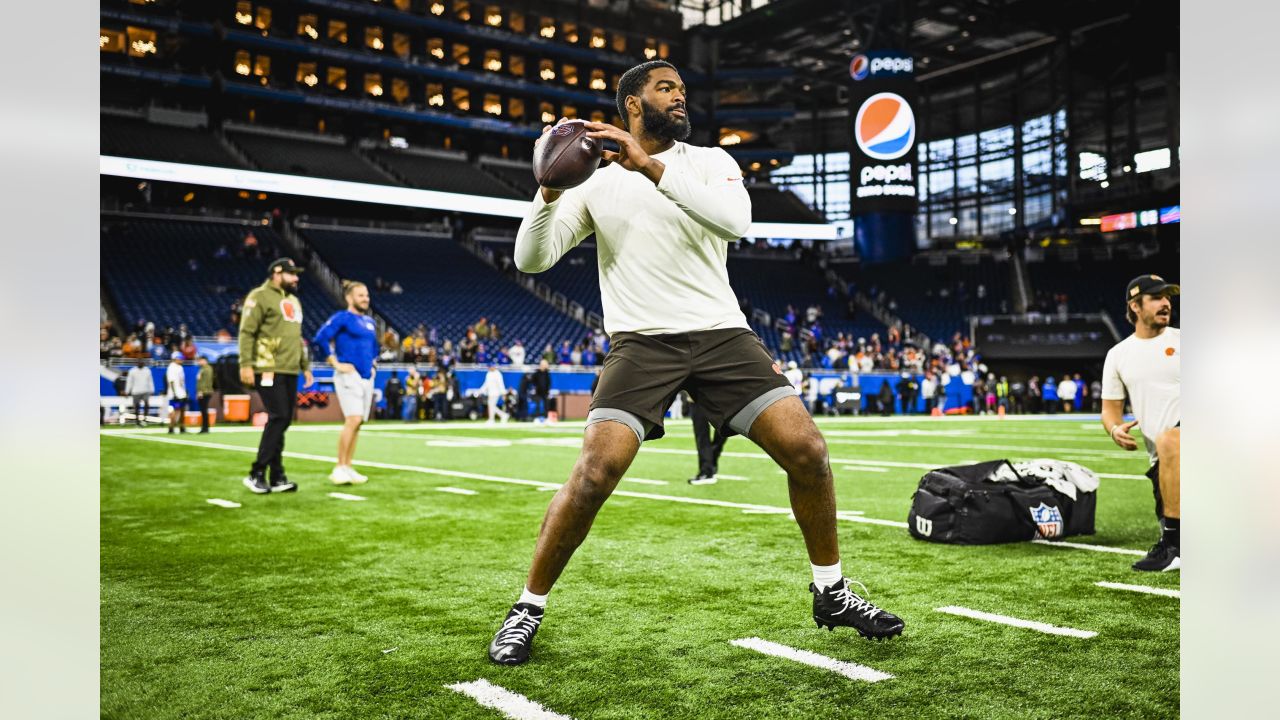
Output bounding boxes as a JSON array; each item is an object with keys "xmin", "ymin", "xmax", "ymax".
[
  {"xmin": 726, "ymin": 256, "xmax": 887, "ymax": 360},
  {"xmin": 1025, "ymin": 243, "xmax": 1180, "ymax": 330},
  {"xmin": 100, "ymin": 114, "xmax": 247, "ymax": 169},
  {"xmin": 366, "ymin": 148, "xmax": 523, "ymax": 198},
  {"xmin": 101, "ymin": 219, "xmax": 336, "ymax": 338},
  {"xmin": 841, "ymin": 256, "xmax": 1010, "ymax": 343},
  {"xmin": 300, "ymin": 228, "xmax": 589, "ymax": 354},
  {"xmin": 225, "ymin": 128, "xmax": 398, "ymax": 185}
]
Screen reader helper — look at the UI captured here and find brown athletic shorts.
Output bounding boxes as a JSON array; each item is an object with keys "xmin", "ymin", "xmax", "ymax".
[{"xmin": 588, "ymin": 327, "xmax": 796, "ymax": 442}]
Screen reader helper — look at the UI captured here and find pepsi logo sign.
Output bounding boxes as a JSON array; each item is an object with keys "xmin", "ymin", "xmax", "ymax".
[
  {"xmin": 854, "ymin": 92, "xmax": 916, "ymax": 161},
  {"xmin": 849, "ymin": 54, "xmax": 869, "ymax": 81}
]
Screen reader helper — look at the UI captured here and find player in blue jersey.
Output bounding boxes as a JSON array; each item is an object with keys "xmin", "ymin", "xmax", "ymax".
[{"xmin": 314, "ymin": 281, "xmax": 380, "ymax": 485}]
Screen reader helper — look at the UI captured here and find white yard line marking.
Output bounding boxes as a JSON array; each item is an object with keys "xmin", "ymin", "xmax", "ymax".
[
  {"xmin": 1032, "ymin": 539, "xmax": 1146, "ymax": 556},
  {"xmin": 729, "ymin": 638, "xmax": 893, "ymax": 682},
  {"xmin": 328, "ymin": 492, "xmax": 366, "ymax": 501},
  {"xmin": 840, "ymin": 465, "xmax": 889, "ymax": 473},
  {"xmin": 622, "ymin": 477, "xmax": 668, "ymax": 486},
  {"xmin": 110, "ymin": 434, "xmax": 1148, "ymax": 548},
  {"xmin": 445, "ymin": 678, "xmax": 575, "ymax": 720},
  {"xmin": 206, "ymin": 498, "xmax": 240, "ymax": 508},
  {"xmin": 935, "ymin": 606, "xmax": 1097, "ymax": 638},
  {"xmin": 536, "ymin": 486, "xmax": 560, "ymax": 492},
  {"xmin": 437, "ymin": 487, "xmax": 478, "ymax": 496},
  {"xmin": 108, "ymin": 434, "xmax": 563, "ymax": 490},
  {"xmin": 1095, "ymin": 581, "xmax": 1180, "ymax": 598},
  {"xmin": 717, "ymin": 474, "xmax": 748, "ymax": 480}
]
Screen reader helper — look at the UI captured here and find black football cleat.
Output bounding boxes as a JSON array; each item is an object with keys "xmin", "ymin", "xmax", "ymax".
[
  {"xmin": 269, "ymin": 474, "xmax": 298, "ymax": 493},
  {"xmin": 1132, "ymin": 539, "xmax": 1180, "ymax": 572},
  {"xmin": 488, "ymin": 603, "xmax": 544, "ymax": 665},
  {"xmin": 811, "ymin": 578, "xmax": 905, "ymax": 640},
  {"xmin": 243, "ymin": 471, "xmax": 270, "ymax": 494}
]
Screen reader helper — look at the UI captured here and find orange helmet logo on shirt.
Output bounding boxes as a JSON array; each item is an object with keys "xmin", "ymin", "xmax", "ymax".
[{"xmin": 280, "ymin": 299, "xmax": 301, "ymax": 323}]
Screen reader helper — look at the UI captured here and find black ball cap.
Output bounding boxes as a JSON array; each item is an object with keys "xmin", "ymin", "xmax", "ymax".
[
  {"xmin": 268, "ymin": 257, "xmax": 305, "ymax": 275},
  {"xmin": 1125, "ymin": 274, "xmax": 1179, "ymax": 301}
]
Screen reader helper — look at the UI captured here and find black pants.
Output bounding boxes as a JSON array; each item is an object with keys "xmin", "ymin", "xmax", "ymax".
[
  {"xmin": 691, "ymin": 403, "xmax": 727, "ymax": 477},
  {"xmin": 198, "ymin": 394, "xmax": 212, "ymax": 431},
  {"xmin": 252, "ymin": 374, "xmax": 297, "ymax": 478},
  {"xmin": 132, "ymin": 394, "xmax": 149, "ymax": 425}
]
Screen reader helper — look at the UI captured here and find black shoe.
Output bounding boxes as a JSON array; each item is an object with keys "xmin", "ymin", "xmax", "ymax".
[
  {"xmin": 1132, "ymin": 539, "xmax": 1180, "ymax": 572},
  {"xmin": 811, "ymin": 578, "xmax": 905, "ymax": 640},
  {"xmin": 242, "ymin": 471, "xmax": 270, "ymax": 494},
  {"xmin": 199, "ymin": 429, "xmax": 210, "ymax": 434},
  {"xmin": 488, "ymin": 603, "xmax": 544, "ymax": 665},
  {"xmin": 688, "ymin": 474, "xmax": 717, "ymax": 485},
  {"xmin": 168, "ymin": 427, "xmax": 175, "ymax": 434},
  {"xmin": 269, "ymin": 475, "xmax": 298, "ymax": 493}
]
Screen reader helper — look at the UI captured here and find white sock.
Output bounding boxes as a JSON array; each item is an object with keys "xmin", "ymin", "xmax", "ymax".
[
  {"xmin": 811, "ymin": 561, "xmax": 843, "ymax": 592},
  {"xmin": 518, "ymin": 586, "xmax": 548, "ymax": 609}
]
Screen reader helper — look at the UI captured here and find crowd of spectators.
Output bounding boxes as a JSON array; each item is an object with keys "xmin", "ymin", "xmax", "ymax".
[
  {"xmin": 380, "ymin": 358, "xmax": 557, "ymax": 423},
  {"xmin": 382, "ymin": 319, "xmax": 612, "ymax": 370},
  {"xmin": 100, "ymin": 319, "xmax": 200, "ymax": 363}
]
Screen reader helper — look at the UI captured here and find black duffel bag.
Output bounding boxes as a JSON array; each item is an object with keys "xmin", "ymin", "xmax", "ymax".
[{"xmin": 907, "ymin": 460, "xmax": 1094, "ymax": 545}]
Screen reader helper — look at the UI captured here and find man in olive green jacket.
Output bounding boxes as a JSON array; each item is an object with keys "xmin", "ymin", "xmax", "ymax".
[
  {"xmin": 239, "ymin": 257, "xmax": 314, "ymax": 494},
  {"xmin": 196, "ymin": 355, "xmax": 214, "ymax": 433}
]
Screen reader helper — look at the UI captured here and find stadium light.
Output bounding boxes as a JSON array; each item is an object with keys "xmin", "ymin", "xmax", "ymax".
[{"xmin": 949, "ymin": 216, "xmax": 958, "ymax": 225}]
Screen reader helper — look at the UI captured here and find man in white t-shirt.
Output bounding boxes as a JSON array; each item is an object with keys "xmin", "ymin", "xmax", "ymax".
[
  {"xmin": 488, "ymin": 61, "xmax": 903, "ymax": 666},
  {"xmin": 165, "ymin": 351, "xmax": 188, "ymax": 435},
  {"xmin": 1057, "ymin": 375, "xmax": 1077, "ymax": 413},
  {"xmin": 1101, "ymin": 274, "xmax": 1180, "ymax": 571},
  {"xmin": 482, "ymin": 365, "xmax": 509, "ymax": 424}
]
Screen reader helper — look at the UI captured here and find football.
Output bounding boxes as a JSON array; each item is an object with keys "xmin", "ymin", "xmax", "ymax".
[{"xmin": 532, "ymin": 119, "xmax": 603, "ymax": 190}]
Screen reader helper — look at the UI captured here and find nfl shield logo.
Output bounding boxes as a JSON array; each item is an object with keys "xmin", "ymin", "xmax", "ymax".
[{"xmin": 1029, "ymin": 502, "xmax": 1064, "ymax": 539}]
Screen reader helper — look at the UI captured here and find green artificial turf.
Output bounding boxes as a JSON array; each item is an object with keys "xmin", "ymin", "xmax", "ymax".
[{"xmin": 101, "ymin": 415, "xmax": 1178, "ymax": 719}]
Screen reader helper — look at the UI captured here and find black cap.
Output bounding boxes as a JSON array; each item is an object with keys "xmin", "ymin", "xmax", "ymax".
[
  {"xmin": 268, "ymin": 257, "xmax": 304, "ymax": 275},
  {"xmin": 1125, "ymin": 274, "xmax": 1180, "ymax": 302}
]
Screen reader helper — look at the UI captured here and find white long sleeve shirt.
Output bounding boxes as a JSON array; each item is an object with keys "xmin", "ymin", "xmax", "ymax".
[
  {"xmin": 515, "ymin": 142, "xmax": 752, "ymax": 335},
  {"xmin": 482, "ymin": 369, "xmax": 507, "ymax": 397},
  {"xmin": 125, "ymin": 366, "xmax": 154, "ymax": 396}
]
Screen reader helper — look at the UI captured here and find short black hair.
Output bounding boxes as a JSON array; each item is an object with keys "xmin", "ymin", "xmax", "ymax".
[{"xmin": 615, "ymin": 60, "xmax": 677, "ymax": 129}]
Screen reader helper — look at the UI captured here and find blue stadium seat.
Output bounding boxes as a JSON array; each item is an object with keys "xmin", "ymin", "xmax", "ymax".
[
  {"xmin": 300, "ymin": 229, "xmax": 591, "ymax": 354},
  {"xmin": 101, "ymin": 219, "xmax": 338, "ymax": 338}
]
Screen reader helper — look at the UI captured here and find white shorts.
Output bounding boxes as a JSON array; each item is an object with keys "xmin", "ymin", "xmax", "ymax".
[{"xmin": 334, "ymin": 372, "xmax": 375, "ymax": 421}]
